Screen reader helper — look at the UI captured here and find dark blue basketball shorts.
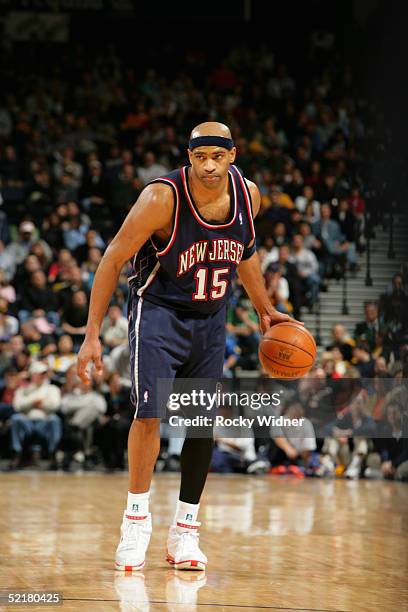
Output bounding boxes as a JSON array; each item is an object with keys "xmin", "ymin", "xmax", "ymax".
[{"xmin": 128, "ymin": 292, "xmax": 226, "ymax": 419}]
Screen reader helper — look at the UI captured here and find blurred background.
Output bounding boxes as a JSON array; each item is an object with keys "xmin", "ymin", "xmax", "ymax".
[{"xmin": 0, "ymin": 0, "xmax": 407, "ymax": 479}]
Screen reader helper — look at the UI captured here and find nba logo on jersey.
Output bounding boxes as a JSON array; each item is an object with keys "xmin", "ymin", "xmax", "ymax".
[
  {"xmin": 144, "ymin": 390, "xmax": 149, "ymax": 403},
  {"xmin": 239, "ymin": 212, "xmax": 243, "ymax": 225}
]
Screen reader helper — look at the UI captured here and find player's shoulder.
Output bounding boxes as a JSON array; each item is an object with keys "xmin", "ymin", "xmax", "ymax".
[
  {"xmin": 244, "ymin": 178, "xmax": 261, "ymax": 217},
  {"xmin": 143, "ymin": 167, "xmax": 182, "ymax": 198},
  {"xmin": 141, "ymin": 181, "xmax": 175, "ymax": 206},
  {"xmin": 244, "ymin": 177, "xmax": 258, "ymax": 194},
  {"xmin": 231, "ymin": 164, "xmax": 260, "ymax": 205},
  {"xmin": 133, "ymin": 180, "xmax": 176, "ymax": 224}
]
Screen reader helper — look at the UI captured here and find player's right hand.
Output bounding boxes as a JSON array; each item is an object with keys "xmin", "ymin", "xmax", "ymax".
[{"xmin": 77, "ymin": 335, "xmax": 103, "ymax": 384}]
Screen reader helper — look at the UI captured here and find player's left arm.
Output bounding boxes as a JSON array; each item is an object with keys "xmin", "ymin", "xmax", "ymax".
[{"xmin": 237, "ymin": 180, "xmax": 301, "ymax": 334}]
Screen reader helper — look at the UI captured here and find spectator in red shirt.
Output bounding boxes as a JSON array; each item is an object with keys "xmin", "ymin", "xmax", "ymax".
[{"xmin": 348, "ymin": 187, "xmax": 365, "ymax": 217}]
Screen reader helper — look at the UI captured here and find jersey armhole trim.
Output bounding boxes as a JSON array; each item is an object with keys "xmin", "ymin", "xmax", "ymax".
[
  {"xmin": 233, "ymin": 165, "xmax": 256, "ymax": 242},
  {"xmin": 148, "ymin": 178, "xmax": 180, "ymax": 257}
]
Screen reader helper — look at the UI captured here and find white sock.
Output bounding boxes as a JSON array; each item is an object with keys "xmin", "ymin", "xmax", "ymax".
[
  {"xmin": 174, "ymin": 500, "xmax": 199, "ymax": 525},
  {"xmin": 127, "ymin": 491, "xmax": 150, "ymax": 517}
]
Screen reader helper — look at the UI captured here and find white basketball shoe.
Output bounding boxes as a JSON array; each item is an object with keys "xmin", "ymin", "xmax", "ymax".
[
  {"xmin": 115, "ymin": 511, "xmax": 152, "ymax": 571},
  {"xmin": 166, "ymin": 521, "xmax": 207, "ymax": 570}
]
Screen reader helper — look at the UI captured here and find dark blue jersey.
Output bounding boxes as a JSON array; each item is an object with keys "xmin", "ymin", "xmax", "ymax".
[{"xmin": 127, "ymin": 164, "xmax": 256, "ymax": 315}]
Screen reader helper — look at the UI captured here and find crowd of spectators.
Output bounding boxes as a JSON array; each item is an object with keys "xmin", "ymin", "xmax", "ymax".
[
  {"xmin": 0, "ymin": 40, "xmax": 406, "ymax": 479},
  {"xmin": 207, "ymin": 268, "xmax": 408, "ymax": 481}
]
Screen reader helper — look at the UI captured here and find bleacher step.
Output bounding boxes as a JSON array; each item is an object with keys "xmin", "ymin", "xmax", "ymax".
[{"xmin": 301, "ymin": 212, "xmax": 408, "ymax": 345}]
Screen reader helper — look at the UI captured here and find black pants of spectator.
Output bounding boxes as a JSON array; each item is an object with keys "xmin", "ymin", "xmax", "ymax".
[
  {"xmin": 95, "ymin": 416, "xmax": 131, "ymax": 469},
  {"xmin": 269, "ymin": 441, "xmax": 298, "ymax": 466},
  {"xmin": 60, "ymin": 422, "xmax": 84, "ymax": 467},
  {"xmin": 0, "ymin": 405, "xmax": 13, "ymax": 458},
  {"xmin": 237, "ymin": 333, "xmax": 259, "ymax": 369}
]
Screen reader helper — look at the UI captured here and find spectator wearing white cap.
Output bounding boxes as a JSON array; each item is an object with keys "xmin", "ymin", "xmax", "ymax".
[
  {"xmin": 9, "ymin": 361, "xmax": 62, "ymax": 469},
  {"xmin": 5, "ymin": 221, "xmax": 37, "ymax": 265}
]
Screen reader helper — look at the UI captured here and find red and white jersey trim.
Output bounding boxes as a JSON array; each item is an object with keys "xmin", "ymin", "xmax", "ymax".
[
  {"xmin": 232, "ymin": 165, "xmax": 256, "ymax": 242},
  {"xmin": 149, "ymin": 177, "xmax": 180, "ymax": 257}
]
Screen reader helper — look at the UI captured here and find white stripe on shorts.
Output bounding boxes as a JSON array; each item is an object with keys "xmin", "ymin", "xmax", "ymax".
[{"xmin": 133, "ymin": 297, "xmax": 144, "ymax": 417}]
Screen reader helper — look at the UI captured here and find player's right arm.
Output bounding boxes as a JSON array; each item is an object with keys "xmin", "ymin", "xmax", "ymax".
[{"xmin": 77, "ymin": 184, "xmax": 174, "ymax": 384}]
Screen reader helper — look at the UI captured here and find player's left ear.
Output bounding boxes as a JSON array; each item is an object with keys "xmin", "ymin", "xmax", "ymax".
[{"xmin": 229, "ymin": 147, "xmax": 236, "ymax": 163}]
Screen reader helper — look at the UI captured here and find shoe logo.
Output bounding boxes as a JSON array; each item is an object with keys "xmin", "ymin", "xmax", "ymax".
[{"xmin": 186, "ymin": 513, "xmax": 193, "ymax": 521}]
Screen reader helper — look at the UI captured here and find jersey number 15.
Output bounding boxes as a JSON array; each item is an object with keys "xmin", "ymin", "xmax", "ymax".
[{"xmin": 192, "ymin": 267, "xmax": 230, "ymax": 301}]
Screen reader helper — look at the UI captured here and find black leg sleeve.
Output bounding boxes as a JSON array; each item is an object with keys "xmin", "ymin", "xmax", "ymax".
[{"xmin": 179, "ymin": 436, "xmax": 214, "ymax": 504}]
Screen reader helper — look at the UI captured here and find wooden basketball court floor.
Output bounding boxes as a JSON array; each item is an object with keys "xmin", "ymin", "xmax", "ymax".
[{"xmin": 0, "ymin": 473, "xmax": 407, "ymax": 612}]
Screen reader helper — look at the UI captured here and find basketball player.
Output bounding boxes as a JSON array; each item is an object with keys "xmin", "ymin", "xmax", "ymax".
[{"xmin": 77, "ymin": 122, "xmax": 293, "ymax": 571}]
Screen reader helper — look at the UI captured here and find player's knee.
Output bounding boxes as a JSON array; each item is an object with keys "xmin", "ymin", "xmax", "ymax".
[{"xmin": 134, "ymin": 417, "xmax": 161, "ymax": 433}]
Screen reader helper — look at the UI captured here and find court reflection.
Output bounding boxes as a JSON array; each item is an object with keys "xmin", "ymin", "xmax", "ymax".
[
  {"xmin": 1, "ymin": 474, "xmax": 407, "ymax": 611},
  {"xmin": 165, "ymin": 571, "xmax": 207, "ymax": 612},
  {"xmin": 204, "ymin": 479, "xmax": 317, "ymax": 535},
  {"xmin": 114, "ymin": 573, "xmax": 150, "ymax": 612},
  {"xmin": 114, "ymin": 570, "xmax": 207, "ymax": 612}
]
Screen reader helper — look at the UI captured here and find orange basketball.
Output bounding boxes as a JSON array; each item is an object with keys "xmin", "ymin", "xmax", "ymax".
[{"xmin": 259, "ymin": 321, "xmax": 316, "ymax": 379}]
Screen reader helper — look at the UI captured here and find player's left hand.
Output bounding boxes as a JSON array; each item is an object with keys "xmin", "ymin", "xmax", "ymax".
[{"xmin": 259, "ymin": 311, "xmax": 304, "ymax": 335}]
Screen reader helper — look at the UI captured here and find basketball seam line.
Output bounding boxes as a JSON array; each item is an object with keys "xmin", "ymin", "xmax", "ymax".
[
  {"xmin": 261, "ymin": 337, "xmax": 315, "ymax": 359},
  {"xmin": 265, "ymin": 322, "xmax": 317, "ymax": 349},
  {"xmin": 259, "ymin": 348, "xmax": 312, "ymax": 368}
]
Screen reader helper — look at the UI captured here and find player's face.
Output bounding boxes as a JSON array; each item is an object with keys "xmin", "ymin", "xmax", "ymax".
[{"xmin": 188, "ymin": 146, "xmax": 236, "ymax": 188}]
